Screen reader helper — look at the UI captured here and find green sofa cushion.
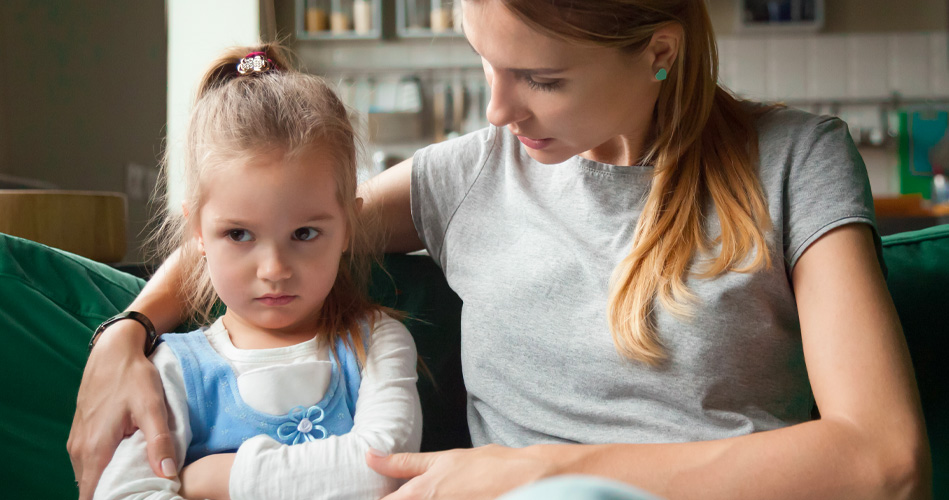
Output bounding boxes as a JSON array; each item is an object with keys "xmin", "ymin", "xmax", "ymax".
[
  {"xmin": 0, "ymin": 224, "xmax": 946, "ymax": 498},
  {"xmin": 882, "ymin": 224, "xmax": 949, "ymax": 497},
  {"xmin": 0, "ymin": 234, "xmax": 145, "ymax": 499}
]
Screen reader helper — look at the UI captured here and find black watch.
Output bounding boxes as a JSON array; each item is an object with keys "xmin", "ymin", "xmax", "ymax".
[{"xmin": 89, "ymin": 311, "xmax": 160, "ymax": 356}]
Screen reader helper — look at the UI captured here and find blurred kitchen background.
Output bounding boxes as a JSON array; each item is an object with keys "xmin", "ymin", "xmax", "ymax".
[{"xmin": 1, "ymin": 0, "xmax": 948, "ymax": 263}]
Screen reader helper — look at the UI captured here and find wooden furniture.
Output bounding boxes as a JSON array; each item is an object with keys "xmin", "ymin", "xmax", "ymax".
[{"xmin": 0, "ymin": 190, "xmax": 127, "ymax": 263}]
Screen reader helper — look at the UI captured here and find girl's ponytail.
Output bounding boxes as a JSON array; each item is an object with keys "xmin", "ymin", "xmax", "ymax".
[{"xmin": 194, "ymin": 43, "xmax": 296, "ymax": 102}]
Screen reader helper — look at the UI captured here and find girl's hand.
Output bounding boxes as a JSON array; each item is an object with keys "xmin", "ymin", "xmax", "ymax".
[
  {"xmin": 366, "ymin": 444, "xmax": 556, "ymax": 500},
  {"xmin": 179, "ymin": 453, "xmax": 235, "ymax": 500},
  {"xmin": 68, "ymin": 320, "xmax": 177, "ymax": 500}
]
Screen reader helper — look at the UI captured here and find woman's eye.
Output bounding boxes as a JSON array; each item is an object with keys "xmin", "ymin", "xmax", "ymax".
[
  {"xmin": 293, "ymin": 227, "xmax": 320, "ymax": 241},
  {"xmin": 524, "ymin": 75, "xmax": 562, "ymax": 92},
  {"xmin": 226, "ymin": 229, "xmax": 252, "ymax": 242}
]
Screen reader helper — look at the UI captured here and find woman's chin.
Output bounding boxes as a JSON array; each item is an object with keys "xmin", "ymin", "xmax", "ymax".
[{"xmin": 523, "ymin": 145, "xmax": 574, "ymax": 165}]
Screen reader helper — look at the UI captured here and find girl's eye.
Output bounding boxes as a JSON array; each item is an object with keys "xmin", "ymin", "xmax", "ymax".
[
  {"xmin": 293, "ymin": 227, "xmax": 320, "ymax": 241},
  {"xmin": 226, "ymin": 229, "xmax": 252, "ymax": 242},
  {"xmin": 524, "ymin": 75, "xmax": 562, "ymax": 92}
]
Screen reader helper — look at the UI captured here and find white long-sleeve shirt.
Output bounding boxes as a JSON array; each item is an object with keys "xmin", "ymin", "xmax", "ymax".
[{"xmin": 94, "ymin": 312, "xmax": 422, "ymax": 500}]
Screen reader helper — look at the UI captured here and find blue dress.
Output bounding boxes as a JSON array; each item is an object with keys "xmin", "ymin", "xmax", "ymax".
[{"xmin": 161, "ymin": 329, "xmax": 363, "ymax": 465}]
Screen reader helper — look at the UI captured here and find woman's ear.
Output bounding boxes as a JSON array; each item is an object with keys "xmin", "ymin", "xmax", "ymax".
[
  {"xmin": 647, "ymin": 23, "xmax": 683, "ymax": 77},
  {"xmin": 354, "ymin": 197, "xmax": 364, "ymax": 214}
]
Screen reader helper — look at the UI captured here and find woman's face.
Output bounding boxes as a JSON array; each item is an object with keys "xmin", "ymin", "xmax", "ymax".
[{"xmin": 463, "ymin": 0, "xmax": 666, "ymax": 166}]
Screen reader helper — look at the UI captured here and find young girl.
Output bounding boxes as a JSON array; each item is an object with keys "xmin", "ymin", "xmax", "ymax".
[{"xmin": 92, "ymin": 44, "xmax": 421, "ymax": 499}]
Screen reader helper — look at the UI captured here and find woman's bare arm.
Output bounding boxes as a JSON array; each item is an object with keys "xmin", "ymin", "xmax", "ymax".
[
  {"xmin": 369, "ymin": 224, "xmax": 931, "ymax": 500},
  {"xmin": 68, "ymin": 249, "xmax": 191, "ymax": 500},
  {"xmin": 358, "ymin": 158, "xmax": 424, "ymax": 253}
]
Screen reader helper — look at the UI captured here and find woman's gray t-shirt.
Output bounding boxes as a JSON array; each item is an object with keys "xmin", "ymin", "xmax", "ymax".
[{"xmin": 410, "ymin": 107, "xmax": 881, "ymax": 447}]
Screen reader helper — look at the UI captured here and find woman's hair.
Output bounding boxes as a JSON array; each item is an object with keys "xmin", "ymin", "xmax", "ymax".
[
  {"xmin": 151, "ymin": 42, "xmax": 381, "ymax": 363},
  {"xmin": 491, "ymin": 0, "xmax": 774, "ymax": 364}
]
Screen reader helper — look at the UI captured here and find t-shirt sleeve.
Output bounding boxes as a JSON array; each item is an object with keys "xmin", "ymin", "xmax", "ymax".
[
  {"xmin": 783, "ymin": 116, "xmax": 884, "ymax": 275},
  {"xmin": 411, "ymin": 127, "xmax": 499, "ymax": 267}
]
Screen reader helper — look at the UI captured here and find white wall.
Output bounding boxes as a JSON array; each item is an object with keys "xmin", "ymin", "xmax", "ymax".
[
  {"xmin": 718, "ymin": 31, "xmax": 949, "ymax": 195},
  {"xmin": 166, "ymin": 0, "xmax": 262, "ymax": 212}
]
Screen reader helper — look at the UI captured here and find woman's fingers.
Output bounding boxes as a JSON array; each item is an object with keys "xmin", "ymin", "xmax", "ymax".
[
  {"xmin": 137, "ymin": 385, "xmax": 177, "ymax": 478},
  {"xmin": 67, "ymin": 320, "xmax": 167, "ymax": 498},
  {"xmin": 366, "ymin": 449, "xmax": 441, "ymax": 479}
]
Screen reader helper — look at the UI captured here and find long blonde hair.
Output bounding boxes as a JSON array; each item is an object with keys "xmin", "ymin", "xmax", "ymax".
[
  {"xmin": 151, "ymin": 42, "xmax": 381, "ymax": 363},
  {"xmin": 494, "ymin": 0, "xmax": 774, "ymax": 364}
]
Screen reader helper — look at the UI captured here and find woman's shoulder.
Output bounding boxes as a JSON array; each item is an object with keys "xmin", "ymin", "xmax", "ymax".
[
  {"xmin": 414, "ymin": 126, "xmax": 513, "ymax": 170},
  {"xmin": 753, "ymin": 104, "xmax": 847, "ymax": 150}
]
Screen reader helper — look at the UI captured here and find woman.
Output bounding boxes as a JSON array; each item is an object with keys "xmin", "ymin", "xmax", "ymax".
[{"xmin": 69, "ymin": 0, "xmax": 931, "ymax": 498}]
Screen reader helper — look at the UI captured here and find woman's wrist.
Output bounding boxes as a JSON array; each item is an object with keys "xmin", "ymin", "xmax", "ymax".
[
  {"xmin": 526, "ymin": 443, "xmax": 604, "ymax": 479},
  {"xmin": 524, "ymin": 443, "xmax": 583, "ymax": 479},
  {"xmin": 91, "ymin": 319, "xmax": 149, "ymax": 355}
]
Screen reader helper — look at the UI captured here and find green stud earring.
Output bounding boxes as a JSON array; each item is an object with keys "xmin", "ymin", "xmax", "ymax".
[{"xmin": 655, "ymin": 68, "xmax": 668, "ymax": 81}]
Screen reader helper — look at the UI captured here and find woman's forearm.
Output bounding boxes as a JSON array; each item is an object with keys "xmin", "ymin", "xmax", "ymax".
[
  {"xmin": 127, "ymin": 248, "xmax": 190, "ymax": 334},
  {"xmin": 541, "ymin": 416, "xmax": 929, "ymax": 500},
  {"xmin": 71, "ymin": 248, "xmax": 192, "ymax": 498}
]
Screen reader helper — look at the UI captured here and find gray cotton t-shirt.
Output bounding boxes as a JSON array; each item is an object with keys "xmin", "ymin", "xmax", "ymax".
[{"xmin": 410, "ymin": 107, "xmax": 881, "ymax": 447}]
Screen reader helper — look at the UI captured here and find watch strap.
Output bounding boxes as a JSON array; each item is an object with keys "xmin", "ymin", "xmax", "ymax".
[{"xmin": 89, "ymin": 311, "xmax": 160, "ymax": 356}]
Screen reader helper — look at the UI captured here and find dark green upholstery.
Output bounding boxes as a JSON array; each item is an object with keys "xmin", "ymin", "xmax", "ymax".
[
  {"xmin": 0, "ymin": 225, "xmax": 946, "ymax": 498},
  {"xmin": 881, "ymin": 224, "xmax": 949, "ymax": 498}
]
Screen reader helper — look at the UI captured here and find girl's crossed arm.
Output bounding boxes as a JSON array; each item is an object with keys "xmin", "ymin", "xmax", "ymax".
[
  {"xmin": 92, "ymin": 344, "xmax": 192, "ymax": 500},
  {"xmin": 224, "ymin": 314, "xmax": 422, "ymax": 500}
]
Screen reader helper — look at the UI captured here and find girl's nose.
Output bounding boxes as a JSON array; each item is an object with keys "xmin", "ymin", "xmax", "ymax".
[{"xmin": 257, "ymin": 246, "xmax": 292, "ymax": 283}]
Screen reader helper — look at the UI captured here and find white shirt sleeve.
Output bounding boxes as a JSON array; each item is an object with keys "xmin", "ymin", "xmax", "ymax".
[
  {"xmin": 93, "ymin": 345, "xmax": 192, "ymax": 500},
  {"xmin": 229, "ymin": 313, "xmax": 423, "ymax": 500}
]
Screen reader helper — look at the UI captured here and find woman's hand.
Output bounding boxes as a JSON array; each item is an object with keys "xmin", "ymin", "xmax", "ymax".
[
  {"xmin": 179, "ymin": 453, "xmax": 235, "ymax": 500},
  {"xmin": 67, "ymin": 320, "xmax": 177, "ymax": 500},
  {"xmin": 366, "ymin": 444, "xmax": 556, "ymax": 500}
]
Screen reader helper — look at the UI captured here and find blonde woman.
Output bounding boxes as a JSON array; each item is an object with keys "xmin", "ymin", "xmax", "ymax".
[{"xmin": 70, "ymin": 1, "xmax": 930, "ymax": 499}]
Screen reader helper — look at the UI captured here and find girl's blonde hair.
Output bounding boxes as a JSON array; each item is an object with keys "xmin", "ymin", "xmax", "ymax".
[
  {"xmin": 152, "ymin": 42, "xmax": 381, "ymax": 363},
  {"xmin": 492, "ymin": 0, "xmax": 774, "ymax": 364}
]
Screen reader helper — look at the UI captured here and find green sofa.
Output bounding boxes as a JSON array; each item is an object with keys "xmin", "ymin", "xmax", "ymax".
[{"xmin": 1, "ymin": 226, "xmax": 946, "ymax": 498}]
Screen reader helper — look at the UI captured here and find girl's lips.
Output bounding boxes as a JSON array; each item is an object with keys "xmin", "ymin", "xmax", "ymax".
[
  {"xmin": 516, "ymin": 136, "xmax": 553, "ymax": 150},
  {"xmin": 256, "ymin": 295, "xmax": 296, "ymax": 306}
]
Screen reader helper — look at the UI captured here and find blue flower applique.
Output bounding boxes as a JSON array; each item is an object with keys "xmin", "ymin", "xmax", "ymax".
[{"xmin": 277, "ymin": 405, "xmax": 328, "ymax": 445}]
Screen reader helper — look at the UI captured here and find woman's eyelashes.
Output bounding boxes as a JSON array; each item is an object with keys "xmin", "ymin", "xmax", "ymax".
[{"xmin": 521, "ymin": 74, "xmax": 562, "ymax": 92}]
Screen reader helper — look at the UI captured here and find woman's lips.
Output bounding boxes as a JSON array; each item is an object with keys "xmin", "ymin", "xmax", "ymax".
[
  {"xmin": 256, "ymin": 295, "xmax": 296, "ymax": 306},
  {"xmin": 516, "ymin": 136, "xmax": 553, "ymax": 150}
]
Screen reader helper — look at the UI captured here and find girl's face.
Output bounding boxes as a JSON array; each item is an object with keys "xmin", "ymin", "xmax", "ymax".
[
  {"xmin": 195, "ymin": 149, "xmax": 351, "ymax": 346},
  {"xmin": 463, "ymin": 0, "xmax": 667, "ymax": 166}
]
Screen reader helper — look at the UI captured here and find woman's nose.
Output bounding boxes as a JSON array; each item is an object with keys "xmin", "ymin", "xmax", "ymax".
[
  {"xmin": 484, "ymin": 71, "xmax": 528, "ymax": 128},
  {"xmin": 257, "ymin": 246, "xmax": 292, "ymax": 283}
]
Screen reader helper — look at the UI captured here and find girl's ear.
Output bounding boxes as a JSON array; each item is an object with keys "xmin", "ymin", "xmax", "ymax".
[
  {"xmin": 354, "ymin": 197, "xmax": 364, "ymax": 214},
  {"xmin": 183, "ymin": 202, "xmax": 206, "ymax": 255}
]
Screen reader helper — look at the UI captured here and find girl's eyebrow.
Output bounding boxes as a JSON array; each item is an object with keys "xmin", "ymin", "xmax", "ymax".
[
  {"xmin": 215, "ymin": 213, "xmax": 334, "ymax": 226},
  {"xmin": 304, "ymin": 213, "xmax": 334, "ymax": 222},
  {"xmin": 466, "ymin": 38, "xmax": 566, "ymax": 75}
]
